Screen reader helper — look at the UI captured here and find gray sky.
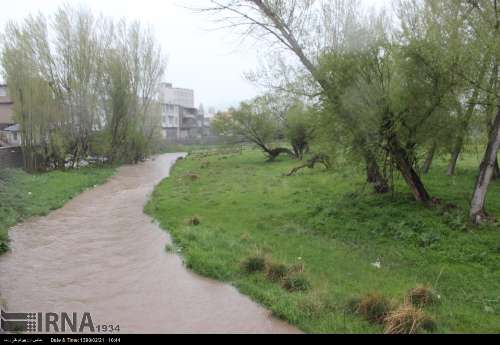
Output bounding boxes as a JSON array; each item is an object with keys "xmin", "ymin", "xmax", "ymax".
[{"xmin": 0, "ymin": 0, "xmax": 390, "ymax": 112}]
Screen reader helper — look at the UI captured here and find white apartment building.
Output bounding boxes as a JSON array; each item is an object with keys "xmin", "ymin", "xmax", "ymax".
[{"xmin": 159, "ymin": 83, "xmax": 204, "ymax": 141}]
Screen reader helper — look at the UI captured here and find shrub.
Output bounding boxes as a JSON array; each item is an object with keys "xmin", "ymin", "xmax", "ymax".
[
  {"xmin": 267, "ymin": 263, "xmax": 289, "ymax": 282},
  {"xmin": 282, "ymin": 275, "xmax": 311, "ymax": 293},
  {"xmin": 165, "ymin": 244, "xmax": 175, "ymax": 253},
  {"xmin": 187, "ymin": 216, "xmax": 201, "ymax": 226},
  {"xmin": 242, "ymin": 255, "xmax": 267, "ymax": 274},
  {"xmin": 356, "ymin": 293, "xmax": 391, "ymax": 324},
  {"xmin": 384, "ymin": 304, "xmax": 437, "ymax": 334},
  {"xmin": 185, "ymin": 173, "xmax": 200, "ymax": 182},
  {"xmin": 345, "ymin": 297, "xmax": 363, "ymax": 314},
  {"xmin": 406, "ymin": 285, "xmax": 439, "ymax": 307},
  {"xmin": 0, "ymin": 241, "xmax": 8, "ymax": 255}
]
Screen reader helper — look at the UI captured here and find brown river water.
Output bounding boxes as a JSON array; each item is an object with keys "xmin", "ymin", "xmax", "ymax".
[{"xmin": 0, "ymin": 153, "xmax": 298, "ymax": 334}]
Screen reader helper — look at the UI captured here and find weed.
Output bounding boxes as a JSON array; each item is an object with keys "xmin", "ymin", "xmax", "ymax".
[
  {"xmin": 242, "ymin": 255, "xmax": 267, "ymax": 274},
  {"xmin": 406, "ymin": 285, "xmax": 439, "ymax": 307},
  {"xmin": 384, "ymin": 304, "xmax": 437, "ymax": 334},
  {"xmin": 267, "ymin": 263, "xmax": 289, "ymax": 282},
  {"xmin": 283, "ymin": 275, "xmax": 311, "ymax": 293},
  {"xmin": 356, "ymin": 293, "xmax": 391, "ymax": 324}
]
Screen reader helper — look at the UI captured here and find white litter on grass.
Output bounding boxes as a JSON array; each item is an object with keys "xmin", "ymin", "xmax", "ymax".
[
  {"xmin": 28, "ymin": 192, "xmax": 32, "ymax": 196},
  {"xmin": 371, "ymin": 261, "xmax": 382, "ymax": 269}
]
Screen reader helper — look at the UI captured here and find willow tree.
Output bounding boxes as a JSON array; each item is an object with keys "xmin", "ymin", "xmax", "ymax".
[
  {"xmin": 462, "ymin": 0, "xmax": 500, "ymax": 224},
  {"xmin": 212, "ymin": 97, "xmax": 294, "ymax": 161},
  {"xmin": 103, "ymin": 20, "xmax": 165, "ymax": 163},
  {"xmin": 1, "ymin": 15, "xmax": 66, "ymax": 171},
  {"xmin": 1, "ymin": 5, "xmax": 165, "ymax": 170}
]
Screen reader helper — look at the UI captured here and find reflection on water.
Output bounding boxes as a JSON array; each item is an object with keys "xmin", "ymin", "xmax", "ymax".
[{"xmin": 0, "ymin": 154, "xmax": 298, "ymax": 334}]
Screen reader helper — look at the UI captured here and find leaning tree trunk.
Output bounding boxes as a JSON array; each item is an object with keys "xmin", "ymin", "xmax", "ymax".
[
  {"xmin": 470, "ymin": 108, "xmax": 500, "ymax": 224},
  {"xmin": 388, "ymin": 134, "xmax": 432, "ymax": 205},
  {"xmin": 447, "ymin": 145, "xmax": 462, "ymax": 177},
  {"xmin": 266, "ymin": 147, "xmax": 295, "ymax": 162},
  {"xmin": 422, "ymin": 142, "xmax": 437, "ymax": 174}
]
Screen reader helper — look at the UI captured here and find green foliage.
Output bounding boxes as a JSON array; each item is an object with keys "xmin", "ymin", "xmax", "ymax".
[
  {"xmin": 213, "ymin": 98, "xmax": 279, "ymax": 146},
  {"xmin": 284, "ymin": 103, "xmax": 315, "ymax": 160}
]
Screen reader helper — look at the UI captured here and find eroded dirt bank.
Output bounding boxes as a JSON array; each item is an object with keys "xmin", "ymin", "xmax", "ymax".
[{"xmin": 0, "ymin": 154, "xmax": 298, "ymax": 334}]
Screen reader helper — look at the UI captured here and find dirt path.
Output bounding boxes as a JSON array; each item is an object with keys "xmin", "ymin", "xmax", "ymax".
[{"xmin": 0, "ymin": 154, "xmax": 298, "ymax": 334}]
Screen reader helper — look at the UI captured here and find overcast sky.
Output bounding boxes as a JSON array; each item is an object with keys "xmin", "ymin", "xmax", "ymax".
[{"xmin": 0, "ymin": 0, "xmax": 390, "ymax": 112}]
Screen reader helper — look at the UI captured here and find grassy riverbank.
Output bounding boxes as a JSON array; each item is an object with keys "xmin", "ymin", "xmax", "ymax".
[
  {"xmin": 146, "ymin": 148, "xmax": 500, "ymax": 334},
  {"xmin": 0, "ymin": 167, "xmax": 116, "ymax": 254}
]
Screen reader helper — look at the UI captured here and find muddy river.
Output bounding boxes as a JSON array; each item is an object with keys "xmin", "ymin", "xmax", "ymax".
[{"xmin": 0, "ymin": 154, "xmax": 298, "ymax": 334}]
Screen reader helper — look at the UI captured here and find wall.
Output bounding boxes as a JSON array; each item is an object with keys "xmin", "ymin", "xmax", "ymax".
[
  {"xmin": 0, "ymin": 147, "xmax": 23, "ymax": 169},
  {"xmin": 0, "ymin": 103, "xmax": 13, "ymax": 124}
]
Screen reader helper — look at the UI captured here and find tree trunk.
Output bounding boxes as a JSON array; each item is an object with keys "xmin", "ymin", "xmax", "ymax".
[
  {"xmin": 365, "ymin": 152, "xmax": 390, "ymax": 194},
  {"xmin": 447, "ymin": 145, "xmax": 462, "ymax": 177},
  {"xmin": 422, "ymin": 142, "xmax": 437, "ymax": 174},
  {"xmin": 388, "ymin": 135, "xmax": 432, "ymax": 205},
  {"xmin": 447, "ymin": 87, "xmax": 481, "ymax": 176},
  {"xmin": 266, "ymin": 147, "xmax": 295, "ymax": 162},
  {"xmin": 494, "ymin": 157, "xmax": 500, "ymax": 180},
  {"xmin": 470, "ymin": 108, "xmax": 500, "ymax": 224}
]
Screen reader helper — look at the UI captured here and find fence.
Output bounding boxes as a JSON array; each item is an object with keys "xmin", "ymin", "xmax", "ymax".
[
  {"xmin": 164, "ymin": 136, "xmax": 243, "ymax": 146},
  {"xmin": 0, "ymin": 146, "xmax": 23, "ymax": 169}
]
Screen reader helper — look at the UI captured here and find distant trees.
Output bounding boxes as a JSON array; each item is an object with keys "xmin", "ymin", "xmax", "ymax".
[
  {"xmin": 1, "ymin": 5, "xmax": 165, "ymax": 171},
  {"xmin": 212, "ymin": 97, "xmax": 294, "ymax": 161}
]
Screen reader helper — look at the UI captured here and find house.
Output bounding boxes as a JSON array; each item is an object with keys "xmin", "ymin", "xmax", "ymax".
[
  {"xmin": 0, "ymin": 124, "xmax": 21, "ymax": 147},
  {"xmin": 159, "ymin": 83, "xmax": 205, "ymax": 142},
  {"xmin": 0, "ymin": 85, "xmax": 20, "ymax": 147},
  {"xmin": 0, "ymin": 84, "xmax": 14, "ymax": 125}
]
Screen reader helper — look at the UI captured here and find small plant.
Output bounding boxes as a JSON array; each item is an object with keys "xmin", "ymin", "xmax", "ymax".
[
  {"xmin": 0, "ymin": 242, "xmax": 9, "ymax": 254},
  {"xmin": 289, "ymin": 262, "xmax": 305, "ymax": 274},
  {"xmin": 165, "ymin": 244, "xmax": 175, "ymax": 253},
  {"xmin": 356, "ymin": 293, "xmax": 391, "ymax": 324},
  {"xmin": 406, "ymin": 285, "xmax": 439, "ymax": 307},
  {"xmin": 187, "ymin": 216, "xmax": 201, "ymax": 226},
  {"xmin": 185, "ymin": 173, "xmax": 200, "ymax": 181},
  {"xmin": 345, "ymin": 297, "xmax": 362, "ymax": 314},
  {"xmin": 282, "ymin": 275, "xmax": 311, "ymax": 293},
  {"xmin": 384, "ymin": 304, "xmax": 437, "ymax": 334},
  {"xmin": 267, "ymin": 263, "xmax": 289, "ymax": 282},
  {"xmin": 242, "ymin": 255, "xmax": 267, "ymax": 274}
]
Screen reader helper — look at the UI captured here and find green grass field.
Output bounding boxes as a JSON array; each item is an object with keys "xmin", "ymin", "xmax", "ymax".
[
  {"xmin": 146, "ymin": 148, "xmax": 500, "ymax": 334},
  {"xmin": 0, "ymin": 167, "xmax": 116, "ymax": 254}
]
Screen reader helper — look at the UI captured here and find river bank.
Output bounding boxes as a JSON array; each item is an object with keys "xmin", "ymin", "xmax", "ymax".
[
  {"xmin": 0, "ymin": 167, "xmax": 117, "ymax": 255},
  {"xmin": 146, "ymin": 149, "xmax": 500, "ymax": 333}
]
